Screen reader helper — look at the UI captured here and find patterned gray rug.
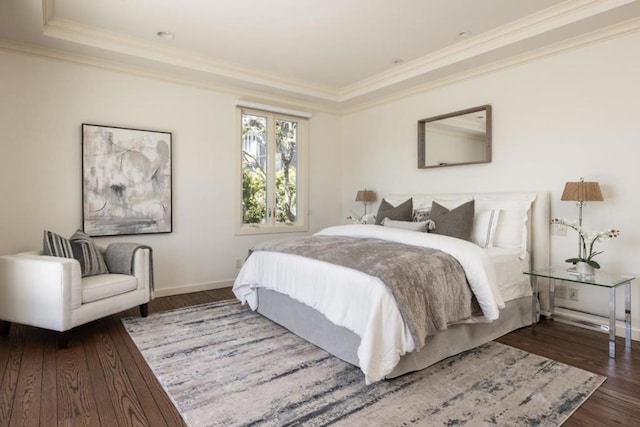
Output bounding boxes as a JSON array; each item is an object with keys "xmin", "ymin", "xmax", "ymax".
[{"xmin": 122, "ymin": 300, "xmax": 605, "ymax": 427}]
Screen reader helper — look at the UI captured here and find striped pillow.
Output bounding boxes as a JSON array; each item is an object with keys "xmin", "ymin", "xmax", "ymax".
[
  {"xmin": 43, "ymin": 230, "xmax": 109, "ymax": 277},
  {"xmin": 70, "ymin": 230, "xmax": 109, "ymax": 277},
  {"xmin": 472, "ymin": 209, "xmax": 501, "ymax": 248},
  {"xmin": 43, "ymin": 230, "xmax": 74, "ymax": 259}
]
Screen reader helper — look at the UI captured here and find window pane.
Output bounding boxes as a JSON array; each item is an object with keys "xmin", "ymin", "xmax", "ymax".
[
  {"xmin": 275, "ymin": 119, "xmax": 298, "ymax": 224},
  {"xmin": 241, "ymin": 114, "xmax": 267, "ymax": 224}
]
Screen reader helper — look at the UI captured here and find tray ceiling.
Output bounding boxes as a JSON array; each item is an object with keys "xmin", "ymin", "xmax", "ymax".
[{"xmin": 1, "ymin": 0, "xmax": 640, "ymax": 111}]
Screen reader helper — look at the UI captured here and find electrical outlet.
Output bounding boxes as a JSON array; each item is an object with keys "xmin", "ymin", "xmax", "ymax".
[
  {"xmin": 568, "ymin": 287, "xmax": 579, "ymax": 302},
  {"xmin": 235, "ymin": 259, "xmax": 242, "ymax": 269},
  {"xmin": 552, "ymin": 223, "xmax": 567, "ymax": 236},
  {"xmin": 555, "ymin": 285, "xmax": 567, "ymax": 299}
]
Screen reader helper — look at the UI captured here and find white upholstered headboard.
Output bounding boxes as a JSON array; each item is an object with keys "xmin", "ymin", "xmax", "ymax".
[{"xmin": 384, "ymin": 191, "xmax": 550, "ymax": 272}]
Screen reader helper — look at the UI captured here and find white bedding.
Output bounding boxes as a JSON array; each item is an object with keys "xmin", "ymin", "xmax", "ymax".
[
  {"xmin": 233, "ymin": 225, "xmax": 522, "ymax": 384},
  {"xmin": 486, "ymin": 247, "xmax": 532, "ymax": 302}
]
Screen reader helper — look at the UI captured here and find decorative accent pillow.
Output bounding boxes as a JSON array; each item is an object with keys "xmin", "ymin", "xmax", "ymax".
[
  {"xmin": 430, "ymin": 200, "xmax": 475, "ymax": 241},
  {"xmin": 382, "ymin": 218, "xmax": 434, "ymax": 232},
  {"xmin": 70, "ymin": 230, "xmax": 109, "ymax": 277},
  {"xmin": 43, "ymin": 230, "xmax": 74, "ymax": 259},
  {"xmin": 375, "ymin": 198, "xmax": 413, "ymax": 225},
  {"xmin": 43, "ymin": 229, "xmax": 109, "ymax": 277},
  {"xmin": 412, "ymin": 208, "xmax": 431, "ymax": 222},
  {"xmin": 472, "ymin": 209, "xmax": 501, "ymax": 248}
]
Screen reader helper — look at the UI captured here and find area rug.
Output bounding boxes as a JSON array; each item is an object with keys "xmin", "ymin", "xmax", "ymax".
[{"xmin": 122, "ymin": 300, "xmax": 605, "ymax": 426}]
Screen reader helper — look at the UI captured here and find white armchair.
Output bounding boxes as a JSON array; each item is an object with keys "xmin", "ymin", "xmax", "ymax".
[{"xmin": 0, "ymin": 245, "xmax": 152, "ymax": 348}]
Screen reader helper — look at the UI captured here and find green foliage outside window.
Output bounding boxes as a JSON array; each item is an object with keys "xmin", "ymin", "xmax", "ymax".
[
  {"xmin": 242, "ymin": 113, "xmax": 298, "ymax": 225},
  {"xmin": 242, "ymin": 168, "xmax": 266, "ymax": 224},
  {"xmin": 275, "ymin": 167, "xmax": 296, "ymax": 223},
  {"xmin": 242, "ymin": 167, "xmax": 297, "ymax": 224}
]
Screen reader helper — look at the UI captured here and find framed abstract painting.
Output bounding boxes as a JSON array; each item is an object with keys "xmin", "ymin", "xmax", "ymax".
[{"xmin": 82, "ymin": 124, "xmax": 172, "ymax": 236}]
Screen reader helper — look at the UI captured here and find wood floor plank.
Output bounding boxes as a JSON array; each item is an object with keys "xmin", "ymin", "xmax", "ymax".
[
  {"xmin": 8, "ymin": 328, "xmax": 43, "ymax": 427},
  {"xmin": 0, "ymin": 324, "xmax": 25, "ymax": 426},
  {"xmin": 0, "ymin": 328, "xmax": 12, "ymax": 424},
  {"xmin": 55, "ymin": 325, "xmax": 99, "ymax": 426},
  {"xmin": 82, "ymin": 326, "xmax": 119, "ymax": 426},
  {"xmin": 107, "ymin": 314, "xmax": 185, "ymax": 427},
  {"xmin": 91, "ymin": 319, "xmax": 149, "ymax": 427},
  {"xmin": 39, "ymin": 333, "xmax": 58, "ymax": 426},
  {"xmin": 0, "ymin": 327, "xmax": 11, "ymax": 385}
]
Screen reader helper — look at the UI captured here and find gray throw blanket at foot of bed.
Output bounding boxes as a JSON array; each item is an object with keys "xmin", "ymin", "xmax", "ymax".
[
  {"xmin": 105, "ymin": 243, "xmax": 155, "ymax": 297},
  {"xmin": 252, "ymin": 236, "xmax": 479, "ymax": 350}
]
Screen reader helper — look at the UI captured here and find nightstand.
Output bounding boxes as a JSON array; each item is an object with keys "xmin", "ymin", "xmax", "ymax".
[{"xmin": 524, "ymin": 267, "xmax": 634, "ymax": 358}]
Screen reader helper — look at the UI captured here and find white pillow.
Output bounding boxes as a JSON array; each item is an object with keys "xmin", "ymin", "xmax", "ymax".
[
  {"xmin": 382, "ymin": 218, "xmax": 432, "ymax": 232},
  {"xmin": 472, "ymin": 209, "xmax": 501, "ymax": 248},
  {"xmin": 474, "ymin": 193, "xmax": 536, "ymax": 258}
]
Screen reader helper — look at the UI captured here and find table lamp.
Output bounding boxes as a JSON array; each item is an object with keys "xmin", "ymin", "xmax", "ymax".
[
  {"xmin": 355, "ymin": 190, "xmax": 376, "ymax": 215},
  {"xmin": 561, "ymin": 177, "xmax": 603, "ymax": 259}
]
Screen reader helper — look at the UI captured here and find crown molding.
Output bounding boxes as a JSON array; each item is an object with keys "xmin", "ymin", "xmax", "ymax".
[
  {"xmin": 341, "ymin": 15, "xmax": 640, "ymax": 114},
  {"xmin": 4, "ymin": 1, "xmax": 640, "ymax": 115},
  {"xmin": 0, "ymin": 38, "xmax": 343, "ymax": 116},
  {"xmin": 41, "ymin": 2, "xmax": 340, "ymax": 103},
  {"xmin": 339, "ymin": 0, "xmax": 637, "ymax": 101}
]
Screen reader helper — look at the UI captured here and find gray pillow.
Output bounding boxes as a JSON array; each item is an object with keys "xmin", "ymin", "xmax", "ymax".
[
  {"xmin": 43, "ymin": 229, "xmax": 109, "ymax": 277},
  {"xmin": 375, "ymin": 198, "xmax": 413, "ymax": 225},
  {"xmin": 430, "ymin": 200, "xmax": 475, "ymax": 241},
  {"xmin": 70, "ymin": 230, "xmax": 110, "ymax": 277}
]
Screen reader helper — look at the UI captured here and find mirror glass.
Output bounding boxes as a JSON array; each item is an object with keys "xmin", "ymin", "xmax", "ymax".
[{"xmin": 418, "ymin": 105, "xmax": 491, "ymax": 168}]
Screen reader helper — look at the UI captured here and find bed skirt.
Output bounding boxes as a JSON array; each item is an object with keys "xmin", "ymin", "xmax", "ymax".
[{"xmin": 256, "ymin": 288, "xmax": 533, "ymax": 379}]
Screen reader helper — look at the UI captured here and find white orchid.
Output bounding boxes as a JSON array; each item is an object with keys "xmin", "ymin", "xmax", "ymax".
[{"xmin": 551, "ymin": 218, "xmax": 620, "ymax": 269}]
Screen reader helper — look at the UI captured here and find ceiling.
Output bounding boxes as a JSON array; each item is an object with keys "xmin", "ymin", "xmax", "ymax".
[{"xmin": 2, "ymin": 0, "xmax": 640, "ymax": 111}]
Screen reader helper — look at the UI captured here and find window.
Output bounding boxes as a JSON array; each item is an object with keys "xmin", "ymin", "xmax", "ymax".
[{"xmin": 236, "ymin": 107, "xmax": 308, "ymax": 234}]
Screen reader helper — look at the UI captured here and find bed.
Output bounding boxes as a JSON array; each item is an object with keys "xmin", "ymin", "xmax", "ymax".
[{"xmin": 234, "ymin": 191, "xmax": 550, "ymax": 384}]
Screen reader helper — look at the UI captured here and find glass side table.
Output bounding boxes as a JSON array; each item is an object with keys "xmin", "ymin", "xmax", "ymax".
[{"xmin": 524, "ymin": 267, "xmax": 634, "ymax": 358}]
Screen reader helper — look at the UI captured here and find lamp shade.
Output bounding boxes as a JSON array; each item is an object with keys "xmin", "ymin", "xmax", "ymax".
[
  {"xmin": 355, "ymin": 190, "xmax": 376, "ymax": 203},
  {"xmin": 561, "ymin": 180, "xmax": 603, "ymax": 202}
]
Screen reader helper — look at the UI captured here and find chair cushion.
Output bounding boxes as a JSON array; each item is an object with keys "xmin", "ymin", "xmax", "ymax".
[{"xmin": 82, "ymin": 274, "xmax": 137, "ymax": 304}]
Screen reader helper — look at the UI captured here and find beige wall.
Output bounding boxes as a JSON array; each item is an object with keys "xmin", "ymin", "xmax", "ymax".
[
  {"xmin": 342, "ymin": 30, "xmax": 640, "ymax": 337},
  {"xmin": 0, "ymin": 50, "xmax": 343, "ymax": 295}
]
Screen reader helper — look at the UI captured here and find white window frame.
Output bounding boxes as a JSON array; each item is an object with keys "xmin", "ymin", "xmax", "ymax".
[{"xmin": 235, "ymin": 106, "xmax": 309, "ymax": 235}]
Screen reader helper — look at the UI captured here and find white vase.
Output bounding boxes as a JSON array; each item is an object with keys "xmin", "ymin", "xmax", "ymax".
[{"xmin": 576, "ymin": 261, "xmax": 595, "ymax": 275}]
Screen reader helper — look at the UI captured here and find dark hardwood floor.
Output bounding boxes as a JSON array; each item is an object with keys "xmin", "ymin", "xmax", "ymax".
[{"xmin": 1, "ymin": 288, "xmax": 638, "ymax": 426}]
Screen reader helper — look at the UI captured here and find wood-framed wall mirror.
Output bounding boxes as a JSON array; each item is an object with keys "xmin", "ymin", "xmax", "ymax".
[{"xmin": 417, "ymin": 105, "xmax": 492, "ymax": 169}]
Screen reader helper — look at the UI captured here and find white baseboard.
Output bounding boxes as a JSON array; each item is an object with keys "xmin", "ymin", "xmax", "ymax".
[
  {"xmin": 551, "ymin": 307, "xmax": 639, "ymax": 342},
  {"xmin": 153, "ymin": 279, "xmax": 234, "ymax": 298}
]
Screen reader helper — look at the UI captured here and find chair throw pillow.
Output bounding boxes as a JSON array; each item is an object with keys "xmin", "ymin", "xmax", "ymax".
[
  {"xmin": 43, "ymin": 229, "xmax": 109, "ymax": 277},
  {"xmin": 70, "ymin": 230, "xmax": 109, "ymax": 277},
  {"xmin": 430, "ymin": 200, "xmax": 475, "ymax": 242},
  {"xmin": 375, "ymin": 198, "xmax": 413, "ymax": 225},
  {"xmin": 43, "ymin": 230, "xmax": 74, "ymax": 259}
]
